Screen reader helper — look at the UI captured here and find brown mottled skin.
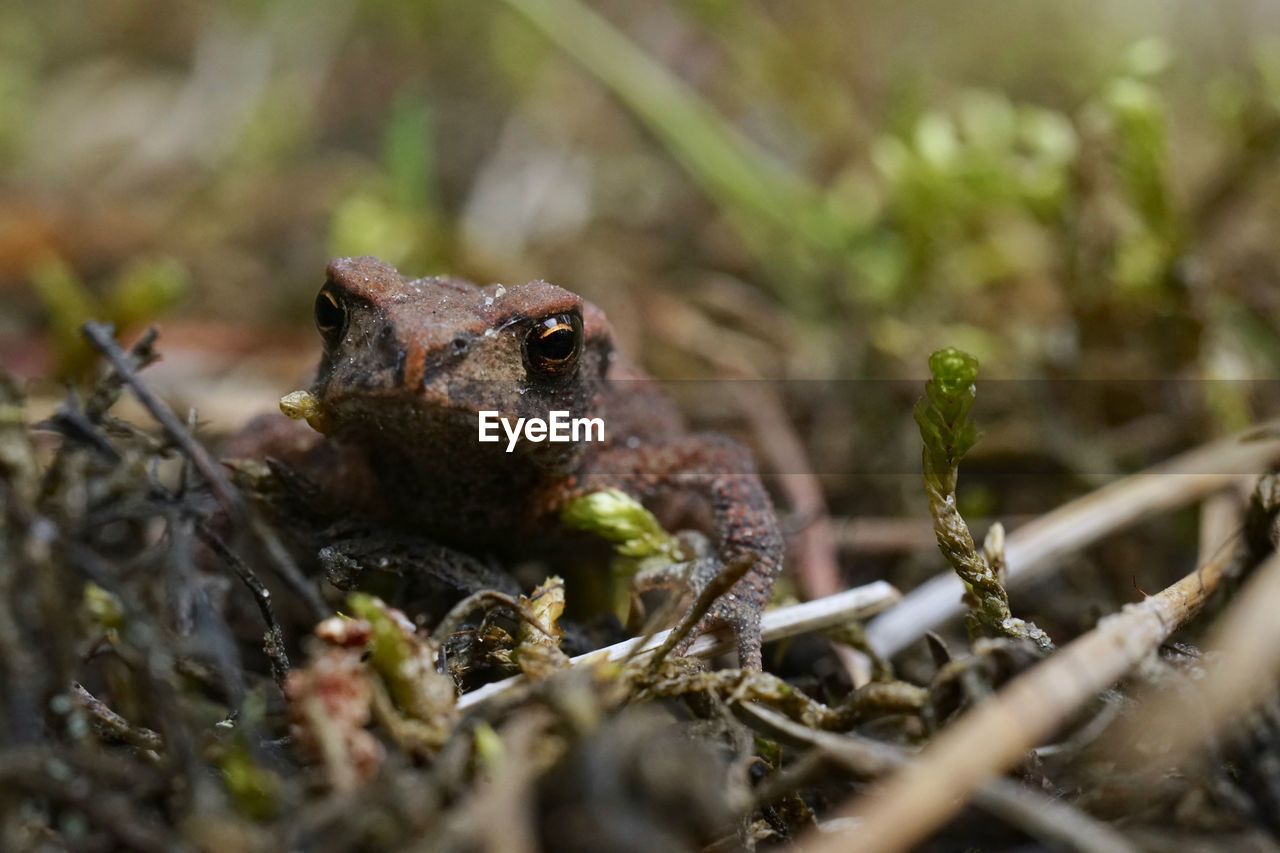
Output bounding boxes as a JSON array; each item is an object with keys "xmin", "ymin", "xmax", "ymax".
[{"xmin": 237, "ymin": 256, "xmax": 782, "ymax": 668}]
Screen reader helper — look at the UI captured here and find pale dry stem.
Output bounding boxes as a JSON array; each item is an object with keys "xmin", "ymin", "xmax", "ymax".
[
  {"xmin": 1109, "ymin": 547, "xmax": 1280, "ymax": 769},
  {"xmin": 867, "ymin": 423, "xmax": 1280, "ymax": 657},
  {"xmin": 802, "ymin": 515, "xmax": 1242, "ymax": 853},
  {"xmin": 456, "ymin": 580, "xmax": 900, "ymax": 712}
]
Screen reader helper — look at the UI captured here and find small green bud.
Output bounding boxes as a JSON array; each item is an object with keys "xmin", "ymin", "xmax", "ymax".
[{"xmin": 560, "ymin": 488, "xmax": 683, "ymax": 560}]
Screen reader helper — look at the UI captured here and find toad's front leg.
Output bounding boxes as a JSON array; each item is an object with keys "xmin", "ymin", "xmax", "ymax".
[{"xmin": 567, "ymin": 434, "xmax": 783, "ymax": 669}]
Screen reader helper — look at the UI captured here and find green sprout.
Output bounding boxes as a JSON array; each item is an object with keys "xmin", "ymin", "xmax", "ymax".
[
  {"xmin": 219, "ymin": 739, "xmax": 282, "ymax": 820},
  {"xmin": 915, "ymin": 348, "xmax": 1053, "ymax": 652},
  {"xmin": 346, "ymin": 593, "xmax": 455, "ymax": 727},
  {"xmin": 560, "ymin": 488, "xmax": 683, "ymax": 561},
  {"xmin": 561, "ymin": 488, "xmax": 686, "ymax": 621}
]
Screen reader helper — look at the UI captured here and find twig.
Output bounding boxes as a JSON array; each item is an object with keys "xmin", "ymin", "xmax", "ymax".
[
  {"xmin": 802, "ymin": 521, "xmax": 1242, "ymax": 853},
  {"xmin": 456, "ymin": 580, "xmax": 899, "ymax": 711},
  {"xmin": 867, "ymin": 422, "xmax": 1280, "ymax": 657},
  {"xmin": 428, "ymin": 588, "xmax": 556, "ymax": 647},
  {"xmin": 1109, "ymin": 548, "xmax": 1280, "ymax": 767},
  {"xmin": 195, "ymin": 523, "xmax": 291, "ymax": 690},
  {"xmin": 42, "ymin": 389, "xmax": 122, "ymax": 462},
  {"xmin": 1197, "ymin": 490, "xmax": 1242, "ymax": 568},
  {"xmin": 249, "ymin": 515, "xmax": 329, "ymax": 621},
  {"xmin": 743, "ymin": 704, "xmax": 1136, "ymax": 853},
  {"xmin": 968, "ymin": 779, "xmax": 1138, "ymax": 853},
  {"xmin": 738, "ymin": 702, "xmax": 905, "ymax": 779},
  {"xmin": 83, "ymin": 324, "xmax": 329, "ymax": 626},
  {"xmin": 84, "ymin": 327, "xmax": 161, "ymax": 418},
  {"xmin": 35, "ymin": 331, "xmax": 157, "ymax": 504},
  {"xmin": 829, "ymin": 516, "xmax": 939, "ymax": 555},
  {"xmin": 69, "ymin": 682, "xmax": 164, "ymax": 752},
  {"xmin": 0, "ymin": 745, "xmax": 183, "ymax": 853},
  {"xmin": 81, "ymin": 322, "xmax": 243, "ymax": 520}
]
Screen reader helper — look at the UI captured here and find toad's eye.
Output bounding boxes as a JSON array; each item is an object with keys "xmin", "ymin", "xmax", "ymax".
[
  {"xmin": 523, "ymin": 311, "xmax": 583, "ymax": 379},
  {"xmin": 314, "ymin": 287, "xmax": 346, "ymax": 348}
]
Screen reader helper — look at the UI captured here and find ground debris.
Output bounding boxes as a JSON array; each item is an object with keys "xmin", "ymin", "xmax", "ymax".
[{"xmin": 5, "ymin": 328, "xmax": 1280, "ymax": 852}]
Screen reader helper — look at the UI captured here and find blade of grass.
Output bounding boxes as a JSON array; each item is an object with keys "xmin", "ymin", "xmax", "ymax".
[{"xmin": 496, "ymin": 0, "xmax": 850, "ymax": 292}]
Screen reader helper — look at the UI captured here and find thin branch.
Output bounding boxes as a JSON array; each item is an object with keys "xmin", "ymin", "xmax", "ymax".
[
  {"xmin": 248, "ymin": 515, "xmax": 329, "ymax": 621},
  {"xmin": 970, "ymin": 779, "xmax": 1138, "ymax": 853},
  {"xmin": 738, "ymin": 702, "xmax": 906, "ymax": 779},
  {"xmin": 79, "ymin": 326, "xmax": 328, "ymax": 620},
  {"xmin": 70, "ymin": 682, "xmax": 164, "ymax": 752},
  {"xmin": 1108, "ymin": 546, "xmax": 1280, "ymax": 767},
  {"xmin": 867, "ymin": 422, "xmax": 1280, "ymax": 657},
  {"xmin": 428, "ymin": 588, "xmax": 555, "ymax": 648},
  {"xmin": 456, "ymin": 580, "xmax": 899, "ymax": 711},
  {"xmin": 80, "ymin": 322, "xmax": 243, "ymax": 520},
  {"xmin": 195, "ymin": 523, "xmax": 291, "ymax": 690},
  {"xmin": 744, "ymin": 704, "xmax": 1137, "ymax": 853},
  {"xmin": 802, "ymin": 523, "xmax": 1243, "ymax": 853}
]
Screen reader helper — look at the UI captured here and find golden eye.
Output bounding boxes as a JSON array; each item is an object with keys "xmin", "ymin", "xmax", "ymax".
[
  {"xmin": 523, "ymin": 312, "xmax": 583, "ymax": 379},
  {"xmin": 314, "ymin": 287, "xmax": 346, "ymax": 347}
]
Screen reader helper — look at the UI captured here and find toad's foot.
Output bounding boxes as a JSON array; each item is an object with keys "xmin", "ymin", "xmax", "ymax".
[
  {"xmin": 635, "ymin": 533, "xmax": 764, "ymax": 669},
  {"xmin": 319, "ymin": 532, "xmax": 521, "ymax": 600}
]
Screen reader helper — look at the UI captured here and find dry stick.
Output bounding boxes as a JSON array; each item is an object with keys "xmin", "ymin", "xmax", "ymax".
[
  {"xmin": 456, "ymin": 579, "xmax": 899, "ymax": 711},
  {"xmin": 251, "ymin": 516, "xmax": 329, "ymax": 621},
  {"xmin": 1110, "ymin": 548, "xmax": 1280, "ymax": 768},
  {"xmin": 82, "ymin": 322, "xmax": 329, "ymax": 620},
  {"xmin": 81, "ymin": 322, "xmax": 243, "ymax": 519},
  {"xmin": 801, "ymin": 526, "xmax": 1242, "ymax": 853},
  {"xmin": 866, "ymin": 424, "xmax": 1280, "ymax": 658},
  {"xmin": 429, "ymin": 588, "xmax": 556, "ymax": 648},
  {"xmin": 743, "ymin": 704, "xmax": 1136, "ymax": 853},
  {"xmin": 35, "ymin": 331, "xmax": 157, "ymax": 505},
  {"xmin": 1197, "ymin": 490, "xmax": 1242, "ymax": 569},
  {"xmin": 69, "ymin": 682, "xmax": 163, "ymax": 752},
  {"xmin": 1170, "ymin": 547, "xmax": 1280, "ymax": 743},
  {"xmin": 972, "ymin": 779, "xmax": 1138, "ymax": 853},
  {"xmin": 830, "ymin": 516, "xmax": 939, "ymax": 555},
  {"xmin": 195, "ymin": 524, "xmax": 291, "ymax": 689}
]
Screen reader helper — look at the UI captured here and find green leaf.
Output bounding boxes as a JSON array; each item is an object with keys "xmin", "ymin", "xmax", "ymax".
[
  {"xmin": 928, "ymin": 346, "xmax": 980, "ymax": 391},
  {"xmin": 916, "ymin": 348, "xmax": 981, "ymax": 487},
  {"xmin": 560, "ymin": 488, "xmax": 683, "ymax": 561}
]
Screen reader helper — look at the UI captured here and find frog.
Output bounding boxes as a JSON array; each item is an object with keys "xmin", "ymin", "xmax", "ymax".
[{"xmin": 229, "ymin": 256, "xmax": 782, "ymax": 668}]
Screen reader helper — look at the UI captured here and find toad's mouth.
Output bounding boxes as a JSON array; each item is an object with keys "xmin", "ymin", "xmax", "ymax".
[{"xmin": 317, "ymin": 393, "xmax": 477, "ymax": 442}]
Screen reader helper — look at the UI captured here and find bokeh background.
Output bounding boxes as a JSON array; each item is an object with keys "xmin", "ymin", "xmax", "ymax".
[{"xmin": 3, "ymin": 0, "xmax": 1280, "ymax": 594}]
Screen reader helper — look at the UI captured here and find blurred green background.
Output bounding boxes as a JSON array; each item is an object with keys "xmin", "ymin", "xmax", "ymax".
[{"xmin": 2, "ymin": 0, "xmax": 1279, "ymax": 526}]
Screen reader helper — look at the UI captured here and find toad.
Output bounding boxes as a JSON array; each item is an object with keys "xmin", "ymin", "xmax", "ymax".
[{"xmin": 233, "ymin": 256, "xmax": 782, "ymax": 668}]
